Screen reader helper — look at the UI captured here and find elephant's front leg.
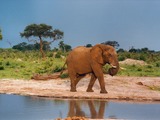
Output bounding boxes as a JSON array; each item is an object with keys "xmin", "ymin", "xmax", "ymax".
[
  {"xmin": 86, "ymin": 73, "xmax": 97, "ymax": 92},
  {"xmin": 98, "ymin": 74, "xmax": 108, "ymax": 94},
  {"xmin": 92, "ymin": 64, "xmax": 108, "ymax": 93}
]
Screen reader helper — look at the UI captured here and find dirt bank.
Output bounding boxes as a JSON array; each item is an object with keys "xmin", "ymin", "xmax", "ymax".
[{"xmin": 0, "ymin": 75, "xmax": 160, "ymax": 101}]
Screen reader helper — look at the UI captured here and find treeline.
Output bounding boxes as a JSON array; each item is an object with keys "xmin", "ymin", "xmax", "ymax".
[
  {"xmin": 12, "ymin": 41, "xmax": 72, "ymax": 52},
  {"xmin": 10, "ymin": 40, "xmax": 160, "ymax": 64}
]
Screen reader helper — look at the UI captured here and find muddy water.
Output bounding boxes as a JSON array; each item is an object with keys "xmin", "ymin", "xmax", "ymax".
[{"xmin": 0, "ymin": 94, "xmax": 160, "ymax": 120}]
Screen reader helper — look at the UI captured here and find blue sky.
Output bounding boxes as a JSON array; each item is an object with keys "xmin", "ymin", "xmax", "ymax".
[{"xmin": 0, "ymin": 0, "xmax": 160, "ymax": 51}]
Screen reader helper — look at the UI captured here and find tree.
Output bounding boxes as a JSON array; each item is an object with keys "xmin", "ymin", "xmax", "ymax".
[
  {"xmin": 12, "ymin": 41, "xmax": 51, "ymax": 51},
  {"xmin": 58, "ymin": 41, "xmax": 65, "ymax": 52},
  {"xmin": 0, "ymin": 28, "xmax": 2, "ymax": 40},
  {"xmin": 129, "ymin": 47, "xmax": 139, "ymax": 53},
  {"xmin": 117, "ymin": 48, "xmax": 125, "ymax": 53},
  {"xmin": 64, "ymin": 44, "xmax": 72, "ymax": 52},
  {"xmin": 20, "ymin": 23, "xmax": 63, "ymax": 58},
  {"xmin": 34, "ymin": 41, "xmax": 51, "ymax": 51},
  {"xmin": 58, "ymin": 41, "xmax": 72, "ymax": 52},
  {"xmin": 12, "ymin": 42, "xmax": 28, "ymax": 51},
  {"xmin": 102, "ymin": 41, "xmax": 120, "ymax": 49},
  {"xmin": 86, "ymin": 44, "xmax": 92, "ymax": 47}
]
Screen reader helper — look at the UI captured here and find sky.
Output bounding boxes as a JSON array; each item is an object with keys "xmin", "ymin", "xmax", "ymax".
[{"xmin": 0, "ymin": 0, "xmax": 160, "ymax": 51}]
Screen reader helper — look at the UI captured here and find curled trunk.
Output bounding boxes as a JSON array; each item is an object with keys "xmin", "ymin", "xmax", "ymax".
[{"xmin": 108, "ymin": 62, "xmax": 119, "ymax": 76}]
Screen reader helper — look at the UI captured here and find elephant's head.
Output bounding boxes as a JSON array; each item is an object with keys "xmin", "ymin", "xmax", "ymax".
[{"xmin": 91, "ymin": 44, "xmax": 119, "ymax": 76}]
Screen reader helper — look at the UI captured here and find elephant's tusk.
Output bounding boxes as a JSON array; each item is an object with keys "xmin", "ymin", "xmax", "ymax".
[{"xmin": 110, "ymin": 64, "xmax": 117, "ymax": 68}]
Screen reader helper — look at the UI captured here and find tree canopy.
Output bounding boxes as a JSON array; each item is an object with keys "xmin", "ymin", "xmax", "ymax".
[
  {"xmin": 20, "ymin": 23, "xmax": 63, "ymax": 58},
  {"xmin": 86, "ymin": 44, "xmax": 92, "ymax": 47},
  {"xmin": 58, "ymin": 41, "xmax": 72, "ymax": 52},
  {"xmin": 12, "ymin": 42, "xmax": 51, "ymax": 51},
  {"xmin": 0, "ymin": 28, "xmax": 2, "ymax": 40},
  {"xmin": 102, "ymin": 41, "xmax": 120, "ymax": 49}
]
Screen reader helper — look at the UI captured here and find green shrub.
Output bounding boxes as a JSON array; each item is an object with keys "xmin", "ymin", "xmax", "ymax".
[
  {"xmin": 53, "ymin": 66, "xmax": 62, "ymax": 72},
  {"xmin": 60, "ymin": 73, "xmax": 69, "ymax": 79},
  {"xmin": 47, "ymin": 52, "xmax": 53, "ymax": 57},
  {"xmin": 55, "ymin": 51, "xmax": 62, "ymax": 58},
  {"xmin": 118, "ymin": 56, "xmax": 125, "ymax": 61},
  {"xmin": 0, "ymin": 66, "xmax": 4, "ymax": 70},
  {"xmin": 155, "ymin": 62, "xmax": 160, "ymax": 67},
  {"xmin": 6, "ymin": 61, "xmax": 10, "ymax": 66},
  {"xmin": 139, "ymin": 55, "xmax": 146, "ymax": 61},
  {"xmin": 20, "ymin": 64, "xmax": 25, "ymax": 68},
  {"xmin": 146, "ymin": 65, "xmax": 152, "ymax": 68},
  {"xmin": 137, "ymin": 68, "xmax": 142, "ymax": 71}
]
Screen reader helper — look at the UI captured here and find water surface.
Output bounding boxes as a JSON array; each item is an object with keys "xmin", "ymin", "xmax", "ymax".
[{"xmin": 0, "ymin": 94, "xmax": 160, "ymax": 120}]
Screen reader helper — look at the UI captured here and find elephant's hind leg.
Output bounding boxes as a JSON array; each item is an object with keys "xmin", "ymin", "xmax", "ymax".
[
  {"xmin": 75, "ymin": 74, "xmax": 85, "ymax": 86},
  {"xmin": 86, "ymin": 73, "xmax": 97, "ymax": 92},
  {"xmin": 68, "ymin": 69, "xmax": 77, "ymax": 92},
  {"xmin": 70, "ymin": 76, "xmax": 77, "ymax": 92}
]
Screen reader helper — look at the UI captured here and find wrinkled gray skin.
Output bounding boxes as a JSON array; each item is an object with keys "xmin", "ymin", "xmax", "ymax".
[{"xmin": 66, "ymin": 44, "xmax": 119, "ymax": 93}]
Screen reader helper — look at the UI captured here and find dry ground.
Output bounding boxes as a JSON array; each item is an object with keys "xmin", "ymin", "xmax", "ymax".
[{"xmin": 0, "ymin": 75, "xmax": 160, "ymax": 101}]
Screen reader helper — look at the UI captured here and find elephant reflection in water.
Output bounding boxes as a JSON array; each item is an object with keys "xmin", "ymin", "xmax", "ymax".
[{"xmin": 67, "ymin": 100, "xmax": 107, "ymax": 119}]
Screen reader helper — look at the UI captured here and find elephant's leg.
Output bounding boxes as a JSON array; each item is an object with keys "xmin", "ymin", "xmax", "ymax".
[
  {"xmin": 97, "ymin": 74, "xmax": 107, "ymax": 93},
  {"xmin": 68, "ymin": 68, "xmax": 77, "ymax": 92},
  {"xmin": 75, "ymin": 74, "xmax": 85, "ymax": 86},
  {"xmin": 92, "ymin": 64, "xmax": 107, "ymax": 93},
  {"xmin": 70, "ymin": 74, "xmax": 84, "ymax": 92},
  {"xmin": 86, "ymin": 73, "xmax": 97, "ymax": 92},
  {"xmin": 70, "ymin": 76, "xmax": 77, "ymax": 92}
]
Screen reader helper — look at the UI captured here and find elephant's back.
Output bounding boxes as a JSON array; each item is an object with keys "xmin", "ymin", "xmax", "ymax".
[
  {"xmin": 67, "ymin": 46, "xmax": 90, "ymax": 73},
  {"xmin": 73, "ymin": 46, "xmax": 91, "ymax": 52},
  {"xmin": 68, "ymin": 46, "xmax": 91, "ymax": 56}
]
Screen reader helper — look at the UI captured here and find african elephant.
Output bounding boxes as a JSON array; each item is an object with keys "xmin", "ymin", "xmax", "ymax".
[{"xmin": 66, "ymin": 44, "xmax": 119, "ymax": 93}]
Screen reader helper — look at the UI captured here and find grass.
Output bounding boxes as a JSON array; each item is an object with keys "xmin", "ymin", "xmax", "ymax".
[
  {"xmin": 0, "ymin": 58, "xmax": 159, "ymax": 79},
  {"xmin": 0, "ymin": 49, "xmax": 159, "ymax": 79},
  {"xmin": 0, "ymin": 57, "xmax": 65, "ymax": 79},
  {"xmin": 117, "ymin": 64, "xmax": 160, "ymax": 77}
]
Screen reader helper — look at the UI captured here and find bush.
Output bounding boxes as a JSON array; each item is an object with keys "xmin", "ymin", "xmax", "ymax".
[
  {"xmin": 60, "ymin": 73, "xmax": 69, "ymax": 79},
  {"xmin": 55, "ymin": 51, "xmax": 62, "ymax": 58},
  {"xmin": 53, "ymin": 66, "xmax": 62, "ymax": 72},
  {"xmin": 0, "ymin": 66, "xmax": 4, "ymax": 70},
  {"xmin": 155, "ymin": 62, "xmax": 160, "ymax": 67},
  {"xmin": 146, "ymin": 65, "xmax": 152, "ymax": 68},
  {"xmin": 139, "ymin": 55, "xmax": 146, "ymax": 61},
  {"xmin": 137, "ymin": 68, "xmax": 142, "ymax": 71},
  {"xmin": 6, "ymin": 61, "xmax": 10, "ymax": 66},
  {"xmin": 118, "ymin": 56, "xmax": 125, "ymax": 61}
]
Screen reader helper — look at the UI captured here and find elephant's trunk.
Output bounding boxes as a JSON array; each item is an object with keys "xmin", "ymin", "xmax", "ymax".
[{"xmin": 108, "ymin": 61, "xmax": 119, "ymax": 76}]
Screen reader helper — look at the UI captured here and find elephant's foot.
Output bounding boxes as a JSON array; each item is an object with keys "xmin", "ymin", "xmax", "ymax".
[
  {"xmin": 70, "ymin": 88, "xmax": 77, "ymax": 92},
  {"xmin": 100, "ymin": 90, "xmax": 108, "ymax": 94},
  {"xmin": 86, "ymin": 89, "xmax": 94, "ymax": 92}
]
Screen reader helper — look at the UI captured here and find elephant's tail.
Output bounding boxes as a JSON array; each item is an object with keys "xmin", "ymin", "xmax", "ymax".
[{"xmin": 60, "ymin": 61, "xmax": 67, "ymax": 75}]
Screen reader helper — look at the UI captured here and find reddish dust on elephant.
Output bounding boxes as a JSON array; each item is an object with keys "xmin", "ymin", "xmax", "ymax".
[{"xmin": 66, "ymin": 44, "xmax": 119, "ymax": 93}]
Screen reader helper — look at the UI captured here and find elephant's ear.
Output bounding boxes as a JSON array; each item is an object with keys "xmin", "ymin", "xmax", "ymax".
[{"xmin": 90, "ymin": 44, "xmax": 104, "ymax": 65}]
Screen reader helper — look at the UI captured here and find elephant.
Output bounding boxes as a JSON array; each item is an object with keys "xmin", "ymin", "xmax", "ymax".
[{"xmin": 66, "ymin": 44, "xmax": 119, "ymax": 93}]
